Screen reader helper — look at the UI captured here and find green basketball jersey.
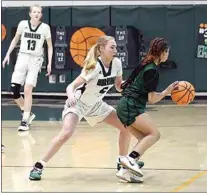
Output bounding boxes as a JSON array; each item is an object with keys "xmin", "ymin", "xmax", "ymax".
[
  {"xmin": 122, "ymin": 62, "xmax": 159, "ymax": 105},
  {"xmin": 116, "ymin": 62, "xmax": 159, "ymax": 126}
]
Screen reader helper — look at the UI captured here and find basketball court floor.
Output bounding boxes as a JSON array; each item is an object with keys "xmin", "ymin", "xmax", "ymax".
[{"xmin": 2, "ymin": 98, "xmax": 207, "ymax": 192}]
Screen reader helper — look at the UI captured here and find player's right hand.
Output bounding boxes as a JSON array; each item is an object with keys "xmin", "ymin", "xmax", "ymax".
[
  {"xmin": 66, "ymin": 95, "xmax": 77, "ymax": 107},
  {"xmin": 165, "ymin": 81, "xmax": 179, "ymax": 94},
  {"xmin": 2, "ymin": 55, "xmax": 10, "ymax": 68}
]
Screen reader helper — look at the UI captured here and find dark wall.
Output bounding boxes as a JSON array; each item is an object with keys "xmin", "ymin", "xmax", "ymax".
[{"xmin": 1, "ymin": 5, "xmax": 207, "ymax": 92}]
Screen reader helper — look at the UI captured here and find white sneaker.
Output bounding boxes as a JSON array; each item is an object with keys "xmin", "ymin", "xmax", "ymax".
[
  {"xmin": 120, "ymin": 156, "xmax": 144, "ymax": 177},
  {"xmin": 28, "ymin": 113, "xmax": 36, "ymax": 126},
  {"xmin": 18, "ymin": 121, "xmax": 30, "ymax": 131},
  {"xmin": 116, "ymin": 167, "xmax": 143, "ymax": 183}
]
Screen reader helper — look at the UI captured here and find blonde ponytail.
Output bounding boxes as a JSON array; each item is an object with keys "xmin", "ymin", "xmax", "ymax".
[
  {"xmin": 83, "ymin": 35, "xmax": 115, "ymax": 72},
  {"xmin": 84, "ymin": 44, "xmax": 100, "ymax": 72}
]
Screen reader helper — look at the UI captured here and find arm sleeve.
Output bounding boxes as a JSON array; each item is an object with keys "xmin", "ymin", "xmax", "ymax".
[{"xmin": 143, "ymin": 69, "xmax": 159, "ymax": 92}]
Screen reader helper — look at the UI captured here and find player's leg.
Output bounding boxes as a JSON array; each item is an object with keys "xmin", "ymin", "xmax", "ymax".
[
  {"xmin": 18, "ymin": 56, "xmax": 43, "ymax": 131},
  {"xmin": 116, "ymin": 125, "xmax": 145, "ymax": 169},
  {"xmin": 119, "ymin": 113, "xmax": 160, "ymax": 177},
  {"xmin": 29, "ymin": 103, "xmax": 83, "ymax": 181},
  {"xmin": 102, "ymin": 110, "xmax": 145, "ymax": 183},
  {"xmin": 10, "ymin": 53, "xmax": 28, "ymax": 113},
  {"xmin": 11, "ymin": 83, "xmax": 24, "ymax": 110},
  {"xmin": 18, "ymin": 84, "xmax": 35, "ymax": 131},
  {"xmin": 130, "ymin": 113, "xmax": 160, "ymax": 155},
  {"xmin": 85, "ymin": 102, "xmax": 144, "ymax": 182},
  {"xmin": 102, "ymin": 110, "xmax": 144, "ymax": 156}
]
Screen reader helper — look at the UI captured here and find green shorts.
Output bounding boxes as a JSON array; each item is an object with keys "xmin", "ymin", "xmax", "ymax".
[{"xmin": 116, "ymin": 96, "xmax": 146, "ymax": 127}]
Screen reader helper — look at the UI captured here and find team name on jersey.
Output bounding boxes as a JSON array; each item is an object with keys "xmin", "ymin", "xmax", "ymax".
[
  {"xmin": 97, "ymin": 76, "xmax": 116, "ymax": 86},
  {"xmin": 24, "ymin": 32, "xmax": 41, "ymax": 39}
]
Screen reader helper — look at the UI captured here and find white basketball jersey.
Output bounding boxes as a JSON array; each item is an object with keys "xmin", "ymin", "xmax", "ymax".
[
  {"xmin": 17, "ymin": 20, "xmax": 51, "ymax": 56},
  {"xmin": 75, "ymin": 57, "xmax": 123, "ymax": 105}
]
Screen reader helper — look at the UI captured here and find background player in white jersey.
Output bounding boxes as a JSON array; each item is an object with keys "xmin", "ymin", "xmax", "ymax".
[
  {"xmin": 29, "ymin": 36, "xmax": 143, "ymax": 183},
  {"xmin": 2, "ymin": 5, "xmax": 53, "ymax": 131}
]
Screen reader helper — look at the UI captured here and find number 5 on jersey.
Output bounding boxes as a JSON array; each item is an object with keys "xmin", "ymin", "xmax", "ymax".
[{"xmin": 99, "ymin": 86, "xmax": 109, "ymax": 94}]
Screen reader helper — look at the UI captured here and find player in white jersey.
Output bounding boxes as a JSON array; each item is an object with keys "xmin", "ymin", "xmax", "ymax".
[
  {"xmin": 29, "ymin": 36, "xmax": 143, "ymax": 183},
  {"xmin": 2, "ymin": 5, "xmax": 53, "ymax": 131}
]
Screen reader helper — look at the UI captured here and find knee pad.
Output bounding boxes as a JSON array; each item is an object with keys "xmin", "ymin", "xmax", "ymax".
[{"xmin": 11, "ymin": 83, "xmax": 21, "ymax": 99}]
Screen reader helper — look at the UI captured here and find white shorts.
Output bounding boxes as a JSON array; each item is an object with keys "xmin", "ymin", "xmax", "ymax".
[
  {"xmin": 62, "ymin": 100, "xmax": 114, "ymax": 127},
  {"xmin": 11, "ymin": 52, "xmax": 43, "ymax": 87}
]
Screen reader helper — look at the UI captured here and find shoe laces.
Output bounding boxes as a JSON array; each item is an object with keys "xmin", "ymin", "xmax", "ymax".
[
  {"xmin": 32, "ymin": 167, "xmax": 42, "ymax": 174},
  {"xmin": 20, "ymin": 121, "xmax": 28, "ymax": 126}
]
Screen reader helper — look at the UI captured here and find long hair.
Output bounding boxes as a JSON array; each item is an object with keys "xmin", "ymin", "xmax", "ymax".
[
  {"xmin": 83, "ymin": 35, "xmax": 114, "ymax": 72},
  {"xmin": 121, "ymin": 37, "xmax": 169, "ymax": 90}
]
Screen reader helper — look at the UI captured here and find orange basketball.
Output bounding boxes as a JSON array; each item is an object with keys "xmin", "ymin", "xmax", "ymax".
[
  {"xmin": 171, "ymin": 81, "xmax": 195, "ymax": 105},
  {"xmin": 1, "ymin": 24, "xmax": 6, "ymax": 41},
  {"xmin": 70, "ymin": 27, "xmax": 105, "ymax": 67}
]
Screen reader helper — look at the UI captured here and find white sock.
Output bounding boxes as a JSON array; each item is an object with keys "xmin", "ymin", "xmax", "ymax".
[
  {"xmin": 39, "ymin": 160, "xmax": 47, "ymax": 167},
  {"xmin": 22, "ymin": 112, "xmax": 30, "ymax": 121}
]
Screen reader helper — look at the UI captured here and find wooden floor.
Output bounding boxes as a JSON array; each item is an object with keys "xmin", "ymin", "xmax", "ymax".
[{"xmin": 2, "ymin": 103, "xmax": 207, "ymax": 192}]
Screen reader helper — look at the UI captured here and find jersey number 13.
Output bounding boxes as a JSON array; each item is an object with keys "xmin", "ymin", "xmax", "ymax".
[{"xmin": 27, "ymin": 40, "xmax": 36, "ymax": 51}]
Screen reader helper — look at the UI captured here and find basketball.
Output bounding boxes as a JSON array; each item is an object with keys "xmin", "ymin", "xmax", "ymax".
[
  {"xmin": 171, "ymin": 81, "xmax": 195, "ymax": 105},
  {"xmin": 1, "ymin": 24, "xmax": 6, "ymax": 41},
  {"xmin": 70, "ymin": 27, "xmax": 105, "ymax": 67}
]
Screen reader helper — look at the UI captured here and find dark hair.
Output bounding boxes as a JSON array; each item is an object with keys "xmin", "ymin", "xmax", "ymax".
[{"xmin": 121, "ymin": 37, "xmax": 169, "ymax": 90}]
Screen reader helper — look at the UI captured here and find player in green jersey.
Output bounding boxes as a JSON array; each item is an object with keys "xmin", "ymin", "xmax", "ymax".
[{"xmin": 116, "ymin": 38, "xmax": 178, "ymax": 178}]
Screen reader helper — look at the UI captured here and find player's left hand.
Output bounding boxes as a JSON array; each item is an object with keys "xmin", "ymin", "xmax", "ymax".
[{"xmin": 46, "ymin": 64, "xmax": 51, "ymax": 76}]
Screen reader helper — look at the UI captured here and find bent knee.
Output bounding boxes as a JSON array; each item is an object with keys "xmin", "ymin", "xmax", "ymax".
[{"xmin": 151, "ymin": 130, "xmax": 161, "ymax": 141}]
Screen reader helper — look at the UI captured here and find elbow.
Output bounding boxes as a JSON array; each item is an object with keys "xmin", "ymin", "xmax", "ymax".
[
  {"xmin": 148, "ymin": 99, "xmax": 154, "ymax": 104},
  {"xmin": 148, "ymin": 97, "xmax": 155, "ymax": 104},
  {"xmin": 12, "ymin": 38, "xmax": 18, "ymax": 46},
  {"xmin": 66, "ymin": 84, "xmax": 74, "ymax": 93},
  {"xmin": 148, "ymin": 92, "xmax": 156, "ymax": 104},
  {"xmin": 66, "ymin": 85, "xmax": 71, "ymax": 93},
  {"xmin": 47, "ymin": 41, "xmax": 53, "ymax": 50},
  {"xmin": 14, "ymin": 36, "xmax": 20, "ymax": 44},
  {"xmin": 116, "ymin": 87, "xmax": 122, "ymax": 93},
  {"xmin": 115, "ymin": 84, "xmax": 122, "ymax": 93},
  {"xmin": 49, "ymin": 45, "xmax": 53, "ymax": 53}
]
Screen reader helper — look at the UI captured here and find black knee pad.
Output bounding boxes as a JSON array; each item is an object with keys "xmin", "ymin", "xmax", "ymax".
[{"xmin": 11, "ymin": 83, "xmax": 21, "ymax": 99}]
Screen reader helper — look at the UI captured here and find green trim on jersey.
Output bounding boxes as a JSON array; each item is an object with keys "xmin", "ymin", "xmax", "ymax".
[{"xmin": 28, "ymin": 20, "xmax": 42, "ymax": 32}]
